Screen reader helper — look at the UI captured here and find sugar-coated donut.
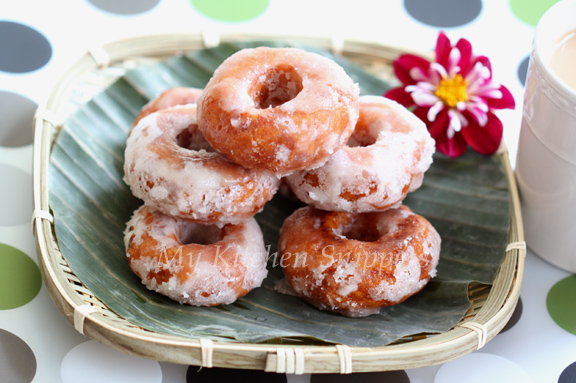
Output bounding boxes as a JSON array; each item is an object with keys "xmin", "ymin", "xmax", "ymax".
[
  {"xmin": 276, "ymin": 205, "xmax": 441, "ymax": 317},
  {"xmin": 285, "ymin": 95, "xmax": 435, "ymax": 212},
  {"xmin": 124, "ymin": 205, "xmax": 268, "ymax": 306},
  {"xmin": 197, "ymin": 47, "xmax": 360, "ymax": 175},
  {"xmin": 132, "ymin": 87, "xmax": 203, "ymax": 127},
  {"xmin": 124, "ymin": 105, "xmax": 280, "ymax": 225}
]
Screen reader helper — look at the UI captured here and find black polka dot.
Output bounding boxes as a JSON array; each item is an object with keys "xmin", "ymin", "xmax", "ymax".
[
  {"xmin": 87, "ymin": 0, "xmax": 160, "ymax": 15},
  {"xmin": 311, "ymin": 370, "xmax": 410, "ymax": 383},
  {"xmin": 559, "ymin": 361, "xmax": 576, "ymax": 383},
  {"xmin": 0, "ymin": 21, "xmax": 51, "ymax": 73},
  {"xmin": 186, "ymin": 366, "xmax": 287, "ymax": 383},
  {"xmin": 0, "ymin": 90, "xmax": 37, "ymax": 147},
  {"xmin": 404, "ymin": 0, "xmax": 482, "ymax": 28},
  {"xmin": 517, "ymin": 55, "xmax": 530, "ymax": 86},
  {"xmin": 0, "ymin": 329, "xmax": 37, "ymax": 383},
  {"xmin": 500, "ymin": 297, "xmax": 523, "ymax": 334}
]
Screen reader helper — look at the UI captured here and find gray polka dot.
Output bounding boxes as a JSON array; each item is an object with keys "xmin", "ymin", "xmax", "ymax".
[
  {"xmin": 0, "ymin": 329, "xmax": 37, "ymax": 383},
  {"xmin": 186, "ymin": 366, "xmax": 287, "ymax": 382},
  {"xmin": 0, "ymin": 21, "xmax": 51, "ymax": 73},
  {"xmin": 559, "ymin": 361, "xmax": 576, "ymax": 383},
  {"xmin": 0, "ymin": 165, "xmax": 33, "ymax": 226},
  {"xmin": 0, "ymin": 91, "xmax": 37, "ymax": 147},
  {"xmin": 404, "ymin": 0, "xmax": 482, "ymax": 27},
  {"xmin": 311, "ymin": 370, "xmax": 410, "ymax": 383},
  {"xmin": 87, "ymin": 0, "xmax": 160, "ymax": 15},
  {"xmin": 518, "ymin": 55, "xmax": 530, "ymax": 86}
]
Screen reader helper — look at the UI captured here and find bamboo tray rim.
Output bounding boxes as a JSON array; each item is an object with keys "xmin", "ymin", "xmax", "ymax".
[{"xmin": 32, "ymin": 32, "xmax": 525, "ymax": 374}]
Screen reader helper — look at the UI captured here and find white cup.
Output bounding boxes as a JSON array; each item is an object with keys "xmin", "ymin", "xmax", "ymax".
[{"xmin": 515, "ymin": 0, "xmax": 576, "ymax": 273}]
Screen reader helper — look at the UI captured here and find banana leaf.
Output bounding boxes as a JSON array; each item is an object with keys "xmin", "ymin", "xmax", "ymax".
[{"xmin": 48, "ymin": 41, "xmax": 510, "ymax": 347}]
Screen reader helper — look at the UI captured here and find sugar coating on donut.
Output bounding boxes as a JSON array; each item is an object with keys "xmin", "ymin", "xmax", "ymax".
[
  {"xmin": 197, "ymin": 47, "xmax": 360, "ymax": 175},
  {"xmin": 124, "ymin": 205, "xmax": 268, "ymax": 306},
  {"xmin": 132, "ymin": 87, "xmax": 204, "ymax": 128},
  {"xmin": 285, "ymin": 95, "xmax": 435, "ymax": 212},
  {"xmin": 276, "ymin": 205, "xmax": 441, "ymax": 317},
  {"xmin": 124, "ymin": 105, "xmax": 280, "ymax": 225}
]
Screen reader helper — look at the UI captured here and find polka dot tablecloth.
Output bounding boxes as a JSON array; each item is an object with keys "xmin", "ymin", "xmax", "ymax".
[{"xmin": 1, "ymin": 1, "xmax": 575, "ymax": 382}]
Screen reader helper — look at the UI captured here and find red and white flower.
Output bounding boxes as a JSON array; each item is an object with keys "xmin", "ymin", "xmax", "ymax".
[{"xmin": 385, "ymin": 32, "xmax": 515, "ymax": 158}]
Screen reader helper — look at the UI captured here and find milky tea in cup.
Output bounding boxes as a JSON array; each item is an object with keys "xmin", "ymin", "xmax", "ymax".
[
  {"xmin": 550, "ymin": 29, "xmax": 576, "ymax": 91},
  {"xmin": 515, "ymin": 0, "xmax": 576, "ymax": 273}
]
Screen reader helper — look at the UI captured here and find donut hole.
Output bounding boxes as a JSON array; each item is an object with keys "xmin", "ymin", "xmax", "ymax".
[
  {"xmin": 346, "ymin": 130, "xmax": 378, "ymax": 147},
  {"xmin": 178, "ymin": 222, "xmax": 223, "ymax": 245},
  {"xmin": 252, "ymin": 64, "xmax": 303, "ymax": 109},
  {"xmin": 176, "ymin": 123, "xmax": 215, "ymax": 152},
  {"xmin": 340, "ymin": 214, "xmax": 381, "ymax": 242},
  {"xmin": 347, "ymin": 110, "xmax": 381, "ymax": 147}
]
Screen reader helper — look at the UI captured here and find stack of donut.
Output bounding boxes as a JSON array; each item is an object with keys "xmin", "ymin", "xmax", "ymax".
[
  {"xmin": 122, "ymin": 46, "xmax": 441, "ymax": 316},
  {"xmin": 123, "ymin": 88, "xmax": 275, "ymax": 306},
  {"xmin": 278, "ymin": 93, "xmax": 442, "ymax": 317}
]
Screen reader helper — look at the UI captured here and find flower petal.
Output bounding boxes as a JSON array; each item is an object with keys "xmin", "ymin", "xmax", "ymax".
[
  {"xmin": 415, "ymin": 106, "xmax": 467, "ymax": 157},
  {"xmin": 447, "ymin": 109, "xmax": 463, "ymax": 136},
  {"xmin": 443, "ymin": 132, "xmax": 468, "ymax": 158},
  {"xmin": 447, "ymin": 47, "xmax": 462, "ymax": 76},
  {"xmin": 435, "ymin": 32, "xmax": 453, "ymax": 68},
  {"xmin": 430, "ymin": 62, "xmax": 448, "ymax": 79},
  {"xmin": 430, "ymin": 116, "xmax": 468, "ymax": 158},
  {"xmin": 465, "ymin": 62, "xmax": 491, "ymax": 92},
  {"xmin": 460, "ymin": 111, "xmax": 503, "ymax": 155},
  {"xmin": 413, "ymin": 105, "xmax": 433, "ymax": 123},
  {"xmin": 411, "ymin": 88, "xmax": 440, "ymax": 107},
  {"xmin": 416, "ymin": 107, "xmax": 440, "ymax": 134},
  {"xmin": 474, "ymin": 55, "xmax": 493, "ymax": 79},
  {"xmin": 455, "ymin": 38, "xmax": 473, "ymax": 75},
  {"xmin": 427, "ymin": 101, "xmax": 445, "ymax": 122},
  {"xmin": 384, "ymin": 87, "xmax": 416, "ymax": 107},
  {"xmin": 467, "ymin": 103, "xmax": 489, "ymax": 126},
  {"xmin": 477, "ymin": 87, "xmax": 503, "ymax": 99},
  {"xmin": 485, "ymin": 85, "xmax": 516, "ymax": 110},
  {"xmin": 393, "ymin": 54, "xmax": 431, "ymax": 85}
]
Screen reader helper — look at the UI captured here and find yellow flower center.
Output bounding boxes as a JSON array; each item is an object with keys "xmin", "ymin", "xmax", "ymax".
[{"xmin": 435, "ymin": 74, "xmax": 469, "ymax": 108}]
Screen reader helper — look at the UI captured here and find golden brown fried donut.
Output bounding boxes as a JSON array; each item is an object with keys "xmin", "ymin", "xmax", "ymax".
[
  {"xmin": 197, "ymin": 47, "xmax": 360, "ymax": 175},
  {"xmin": 124, "ymin": 205, "xmax": 268, "ymax": 306},
  {"xmin": 285, "ymin": 95, "xmax": 435, "ymax": 212},
  {"xmin": 276, "ymin": 205, "xmax": 441, "ymax": 317}
]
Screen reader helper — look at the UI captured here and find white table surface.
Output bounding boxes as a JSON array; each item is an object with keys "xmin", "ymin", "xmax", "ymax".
[{"xmin": 1, "ymin": 1, "xmax": 575, "ymax": 382}]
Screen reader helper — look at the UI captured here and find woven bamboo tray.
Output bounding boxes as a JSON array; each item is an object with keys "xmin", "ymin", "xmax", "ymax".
[{"xmin": 32, "ymin": 33, "xmax": 525, "ymax": 374}]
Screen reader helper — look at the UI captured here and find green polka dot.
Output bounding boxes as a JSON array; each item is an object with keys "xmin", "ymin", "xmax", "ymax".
[
  {"xmin": 547, "ymin": 275, "xmax": 576, "ymax": 335},
  {"xmin": 0, "ymin": 244, "xmax": 42, "ymax": 310},
  {"xmin": 509, "ymin": 0, "xmax": 560, "ymax": 27},
  {"xmin": 190, "ymin": 0, "xmax": 269, "ymax": 22}
]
